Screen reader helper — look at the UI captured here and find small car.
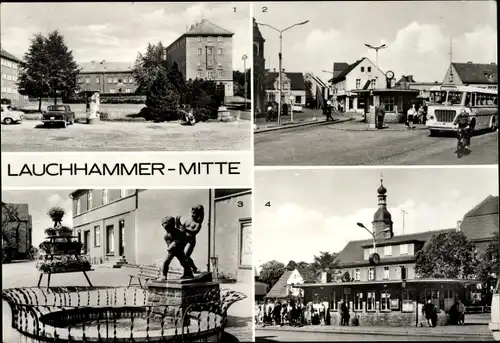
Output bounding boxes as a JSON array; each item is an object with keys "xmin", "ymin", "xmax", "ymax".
[
  {"xmin": 1, "ymin": 104, "xmax": 24, "ymax": 124},
  {"xmin": 41, "ymin": 104, "xmax": 75, "ymax": 127},
  {"xmin": 292, "ymin": 104, "xmax": 303, "ymax": 113}
]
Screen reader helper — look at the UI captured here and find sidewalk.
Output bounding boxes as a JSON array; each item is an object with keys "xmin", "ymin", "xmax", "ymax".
[{"xmin": 257, "ymin": 323, "xmax": 493, "ymax": 338}]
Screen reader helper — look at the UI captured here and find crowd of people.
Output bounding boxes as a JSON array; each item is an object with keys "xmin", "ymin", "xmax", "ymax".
[{"xmin": 255, "ymin": 299, "xmax": 337, "ymax": 327}]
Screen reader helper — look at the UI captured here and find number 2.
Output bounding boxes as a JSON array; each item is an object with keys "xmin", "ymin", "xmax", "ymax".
[{"xmin": 262, "ymin": 6, "xmax": 268, "ymax": 12}]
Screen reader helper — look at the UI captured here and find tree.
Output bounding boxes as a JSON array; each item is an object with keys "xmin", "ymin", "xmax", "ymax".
[
  {"xmin": 296, "ymin": 261, "xmax": 318, "ymax": 283},
  {"xmin": 311, "ymin": 251, "xmax": 339, "ymax": 274},
  {"xmin": 305, "ymin": 80, "xmax": 314, "ymax": 108},
  {"xmin": 259, "ymin": 260, "xmax": 286, "ymax": 289},
  {"xmin": 44, "ymin": 30, "xmax": 80, "ymax": 104},
  {"xmin": 133, "ymin": 42, "xmax": 168, "ymax": 95},
  {"xmin": 415, "ymin": 230, "xmax": 478, "ymax": 279},
  {"xmin": 477, "ymin": 232, "xmax": 499, "ymax": 303},
  {"xmin": 233, "ymin": 70, "xmax": 252, "ymax": 99},
  {"xmin": 286, "ymin": 260, "xmax": 298, "ymax": 271}
]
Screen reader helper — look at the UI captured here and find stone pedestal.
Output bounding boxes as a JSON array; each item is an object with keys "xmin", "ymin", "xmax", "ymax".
[
  {"xmin": 86, "ymin": 118, "xmax": 100, "ymax": 124},
  {"xmin": 147, "ymin": 272, "xmax": 220, "ymax": 307}
]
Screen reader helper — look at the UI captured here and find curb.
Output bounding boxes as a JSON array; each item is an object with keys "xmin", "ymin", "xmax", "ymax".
[
  {"xmin": 256, "ymin": 326, "xmax": 493, "ymax": 339},
  {"xmin": 254, "ymin": 118, "xmax": 353, "ymax": 133}
]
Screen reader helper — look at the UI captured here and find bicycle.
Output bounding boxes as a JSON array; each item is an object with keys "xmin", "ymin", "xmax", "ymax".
[{"xmin": 456, "ymin": 126, "xmax": 468, "ymax": 158}]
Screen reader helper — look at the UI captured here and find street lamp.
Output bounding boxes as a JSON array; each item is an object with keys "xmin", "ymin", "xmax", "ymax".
[
  {"xmin": 364, "ymin": 43, "xmax": 387, "ymax": 68},
  {"xmin": 356, "ymin": 222, "xmax": 391, "ymax": 264},
  {"xmin": 242, "ymin": 54, "xmax": 248, "ymax": 111},
  {"xmin": 257, "ymin": 20, "xmax": 310, "ymax": 125}
]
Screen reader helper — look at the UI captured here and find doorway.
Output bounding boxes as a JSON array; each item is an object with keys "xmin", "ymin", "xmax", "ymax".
[
  {"xmin": 83, "ymin": 231, "xmax": 90, "ymax": 254},
  {"xmin": 106, "ymin": 225, "xmax": 114, "ymax": 254},
  {"xmin": 118, "ymin": 220, "xmax": 125, "ymax": 256}
]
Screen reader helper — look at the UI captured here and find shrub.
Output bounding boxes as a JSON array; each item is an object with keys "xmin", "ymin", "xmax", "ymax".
[
  {"xmin": 44, "ymin": 228, "xmax": 57, "ymax": 236},
  {"xmin": 98, "ymin": 111, "xmax": 109, "ymax": 120},
  {"xmin": 47, "ymin": 206, "xmax": 65, "ymax": 219}
]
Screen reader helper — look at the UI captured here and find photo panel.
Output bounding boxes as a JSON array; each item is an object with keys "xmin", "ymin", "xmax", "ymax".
[
  {"xmin": 2, "ymin": 188, "xmax": 253, "ymax": 342},
  {"xmin": 253, "ymin": 167, "xmax": 498, "ymax": 341},
  {"xmin": 252, "ymin": 1, "xmax": 498, "ymax": 166},
  {"xmin": 1, "ymin": 2, "xmax": 252, "ymax": 152}
]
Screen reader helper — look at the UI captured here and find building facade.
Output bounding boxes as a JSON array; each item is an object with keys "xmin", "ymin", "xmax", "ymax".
[
  {"xmin": 77, "ymin": 61, "xmax": 137, "ymax": 95},
  {"xmin": 442, "ymin": 62, "xmax": 498, "ymax": 90},
  {"xmin": 253, "ymin": 17, "xmax": 266, "ymax": 114},
  {"xmin": 265, "ymin": 268, "xmax": 305, "ymax": 300},
  {"xmin": 1, "ymin": 49, "xmax": 22, "ymax": 104},
  {"xmin": 70, "ymin": 189, "xmax": 251, "ymax": 283},
  {"xmin": 265, "ymin": 70, "xmax": 306, "ymax": 106},
  {"xmin": 166, "ymin": 19, "xmax": 234, "ymax": 97},
  {"xmin": 304, "ymin": 73, "xmax": 330, "ymax": 109},
  {"xmin": 329, "ymin": 57, "xmax": 386, "ymax": 113},
  {"xmin": 395, "ymin": 75, "xmax": 440, "ymax": 99}
]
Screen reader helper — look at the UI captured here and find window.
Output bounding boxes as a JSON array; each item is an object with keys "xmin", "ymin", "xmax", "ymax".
[
  {"xmin": 73, "ymin": 199, "xmax": 80, "ymax": 215},
  {"xmin": 103, "ymin": 189, "xmax": 109, "ymax": 204},
  {"xmin": 129, "ymin": 77, "xmax": 134, "ymax": 84},
  {"xmin": 87, "ymin": 191, "xmax": 93, "ymax": 209},
  {"xmin": 197, "ymin": 48, "xmax": 202, "ymax": 55},
  {"xmin": 108, "ymin": 189, "xmax": 121, "ymax": 202},
  {"xmin": 368, "ymin": 67, "xmax": 372, "ymax": 72},
  {"xmin": 383, "ymin": 266, "xmax": 390, "ymax": 280},
  {"xmin": 217, "ymin": 59, "xmax": 222, "ymax": 66},
  {"xmin": 91, "ymin": 189, "xmax": 103, "ymax": 209},
  {"xmin": 402, "ymin": 290, "xmax": 414, "ymax": 312},
  {"xmin": 0, "ymin": 87, "xmax": 5, "ymax": 93},
  {"xmin": 94, "ymin": 225, "xmax": 101, "ymax": 247},
  {"xmin": 107, "ymin": 78, "xmax": 113, "ymax": 84},
  {"xmin": 361, "ymin": 67, "xmax": 365, "ymax": 72},
  {"xmin": 400, "ymin": 244, "xmax": 408, "ymax": 255},
  {"xmin": 218, "ymin": 48, "xmax": 223, "ymax": 55},
  {"xmin": 123, "ymin": 78, "xmax": 127, "ymax": 84},
  {"xmin": 381, "ymin": 291, "xmax": 391, "ymax": 311},
  {"xmin": 207, "ymin": 47, "xmax": 213, "ymax": 55},
  {"xmin": 197, "ymin": 36, "xmax": 202, "ymax": 42},
  {"xmin": 295, "ymin": 96, "xmax": 302, "ymax": 104},
  {"xmin": 197, "ymin": 71, "xmax": 203, "ymax": 78},
  {"xmin": 383, "ymin": 96, "xmax": 395, "ymax": 112},
  {"xmin": 109, "ymin": 88, "xmax": 115, "ymax": 93},
  {"xmin": 356, "ymin": 79, "xmax": 361, "ymax": 89},
  {"xmin": 120, "ymin": 189, "xmax": 134, "ymax": 197},
  {"xmin": 329, "ymin": 291, "xmax": 338, "ymax": 311},
  {"xmin": 371, "ymin": 79, "xmax": 376, "ymax": 89},
  {"xmin": 384, "ymin": 245, "xmax": 392, "ymax": 256},
  {"xmin": 217, "ymin": 36, "xmax": 223, "ymax": 42},
  {"xmin": 208, "ymin": 59, "xmax": 213, "ymax": 67},
  {"xmin": 354, "ymin": 292, "xmax": 363, "ymax": 311},
  {"xmin": 354, "ymin": 268, "xmax": 360, "ymax": 281},
  {"xmin": 368, "ymin": 267, "xmax": 374, "ymax": 280},
  {"xmin": 113, "ymin": 77, "xmax": 118, "ymax": 84},
  {"xmin": 217, "ymin": 70, "xmax": 223, "ymax": 78},
  {"xmin": 430, "ymin": 91, "xmax": 447, "ymax": 104},
  {"xmin": 448, "ymin": 91, "xmax": 464, "ymax": 105},
  {"xmin": 126, "ymin": 88, "xmax": 131, "ymax": 93},
  {"xmin": 207, "ymin": 36, "xmax": 212, "ymax": 42},
  {"xmin": 283, "ymin": 82, "xmax": 289, "ymax": 90},
  {"xmin": 207, "ymin": 71, "xmax": 214, "ymax": 79},
  {"xmin": 85, "ymin": 77, "xmax": 90, "ymax": 84},
  {"xmin": 197, "ymin": 60, "xmax": 202, "ymax": 66},
  {"xmin": 367, "ymin": 291, "xmax": 376, "ymax": 311},
  {"xmin": 6, "ymin": 74, "xmax": 11, "ymax": 81},
  {"xmin": 96, "ymin": 77, "xmax": 100, "ymax": 84},
  {"xmin": 239, "ymin": 219, "xmax": 252, "ymax": 268}
]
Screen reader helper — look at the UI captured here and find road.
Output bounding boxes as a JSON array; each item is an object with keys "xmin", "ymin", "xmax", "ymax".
[
  {"xmin": 1, "ymin": 120, "xmax": 251, "ymax": 151},
  {"xmin": 255, "ymin": 329, "xmax": 494, "ymax": 341},
  {"xmin": 254, "ymin": 123, "xmax": 498, "ymax": 165}
]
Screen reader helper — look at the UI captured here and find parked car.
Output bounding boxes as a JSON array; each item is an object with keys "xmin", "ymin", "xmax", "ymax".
[
  {"xmin": 1, "ymin": 104, "xmax": 24, "ymax": 124},
  {"xmin": 42, "ymin": 104, "xmax": 75, "ymax": 127},
  {"xmin": 292, "ymin": 104, "xmax": 303, "ymax": 113}
]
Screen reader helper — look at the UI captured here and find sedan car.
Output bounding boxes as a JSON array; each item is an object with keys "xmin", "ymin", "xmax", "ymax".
[
  {"xmin": 292, "ymin": 104, "xmax": 303, "ymax": 113},
  {"xmin": 42, "ymin": 104, "xmax": 75, "ymax": 127},
  {"xmin": 1, "ymin": 104, "xmax": 24, "ymax": 124}
]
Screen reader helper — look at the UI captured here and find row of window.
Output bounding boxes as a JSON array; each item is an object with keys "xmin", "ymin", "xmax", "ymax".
[
  {"xmin": 74, "ymin": 189, "xmax": 135, "ymax": 215},
  {"xmin": 2, "ymin": 73, "xmax": 18, "ymax": 81},
  {"xmin": 326, "ymin": 290, "xmax": 407, "ymax": 312},
  {"xmin": 198, "ymin": 59, "xmax": 226, "ymax": 68},
  {"xmin": 197, "ymin": 47, "xmax": 224, "ymax": 56},
  {"xmin": 107, "ymin": 88, "xmax": 133, "ymax": 94},
  {"xmin": 1, "ymin": 87, "xmax": 18, "ymax": 94},
  {"xmin": 354, "ymin": 266, "xmax": 390, "ymax": 281},
  {"xmin": 1, "ymin": 59, "xmax": 18, "ymax": 69},
  {"xmin": 197, "ymin": 36, "xmax": 224, "ymax": 43},
  {"xmin": 199, "ymin": 70, "xmax": 225, "ymax": 79},
  {"xmin": 365, "ymin": 244, "xmax": 410, "ymax": 259},
  {"xmin": 356, "ymin": 78, "xmax": 376, "ymax": 90},
  {"xmin": 78, "ymin": 76, "xmax": 134, "ymax": 85},
  {"xmin": 360, "ymin": 66, "xmax": 372, "ymax": 73}
]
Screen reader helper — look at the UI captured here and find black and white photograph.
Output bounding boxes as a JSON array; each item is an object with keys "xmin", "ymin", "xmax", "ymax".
[
  {"xmin": 2, "ymin": 188, "xmax": 253, "ymax": 342},
  {"xmin": 1, "ymin": 2, "xmax": 251, "ymax": 151},
  {"xmin": 254, "ymin": 168, "xmax": 499, "ymax": 341},
  {"xmin": 253, "ymin": 1, "xmax": 498, "ymax": 166}
]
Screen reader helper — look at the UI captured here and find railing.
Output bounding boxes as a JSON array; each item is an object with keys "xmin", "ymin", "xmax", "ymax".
[{"xmin": 465, "ymin": 305, "xmax": 491, "ymax": 314}]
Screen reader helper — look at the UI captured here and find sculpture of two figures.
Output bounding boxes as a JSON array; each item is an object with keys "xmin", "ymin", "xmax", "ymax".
[{"xmin": 159, "ymin": 205, "xmax": 204, "ymax": 280}]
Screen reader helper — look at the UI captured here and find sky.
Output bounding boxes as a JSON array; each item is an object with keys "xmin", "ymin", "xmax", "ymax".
[
  {"xmin": 254, "ymin": 1, "xmax": 497, "ymax": 84},
  {"xmin": 254, "ymin": 167, "xmax": 498, "ymax": 270},
  {"xmin": 2, "ymin": 190, "xmax": 74, "ymax": 247},
  {"xmin": 1, "ymin": 2, "xmax": 250, "ymax": 71}
]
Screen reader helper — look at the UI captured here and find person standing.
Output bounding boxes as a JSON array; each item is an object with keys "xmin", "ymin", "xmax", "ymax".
[
  {"xmin": 407, "ymin": 104, "xmax": 417, "ymax": 130},
  {"xmin": 376, "ymin": 102, "xmax": 386, "ymax": 129},
  {"xmin": 457, "ymin": 299, "xmax": 466, "ymax": 325}
]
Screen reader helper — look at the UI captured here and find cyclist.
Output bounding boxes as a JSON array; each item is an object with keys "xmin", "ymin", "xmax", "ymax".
[{"xmin": 452, "ymin": 109, "xmax": 471, "ymax": 150}]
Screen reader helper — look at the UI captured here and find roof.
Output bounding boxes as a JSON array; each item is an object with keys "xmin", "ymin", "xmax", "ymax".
[
  {"xmin": 79, "ymin": 62, "xmax": 134, "ymax": 73},
  {"xmin": 255, "ymin": 281, "xmax": 268, "ymax": 296},
  {"xmin": 329, "ymin": 59, "xmax": 364, "ymax": 83},
  {"xmin": 452, "ymin": 62, "xmax": 498, "ymax": 85},
  {"xmin": 336, "ymin": 229, "xmax": 455, "ymax": 268},
  {"xmin": 265, "ymin": 270, "xmax": 294, "ymax": 298},
  {"xmin": 1, "ymin": 49, "xmax": 21, "ymax": 63},
  {"xmin": 214, "ymin": 189, "xmax": 251, "ymax": 200},
  {"xmin": 184, "ymin": 19, "xmax": 234, "ymax": 36},
  {"xmin": 265, "ymin": 72, "xmax": 305, "ymax": 91},
  {"xmin": 305, "ymin": 73, "xmax": 328, "ymax": 88},
  {"xmin": 460, "ymin": 195, "xmax": 498, "ymax": 241}
]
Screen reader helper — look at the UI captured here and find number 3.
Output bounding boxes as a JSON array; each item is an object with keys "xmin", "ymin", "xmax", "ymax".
[{"xmin": 237, "ymin": 201, "xmax": 244, "ymax": 207}]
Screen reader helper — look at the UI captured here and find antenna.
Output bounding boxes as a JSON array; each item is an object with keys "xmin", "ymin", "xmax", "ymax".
[
  {"xmin": 449, "ymin": 37, "xmax": 453, "ymax": 82},
  {"xmin": 401, "ymin": 209, "xmax": 407, "ymax": 235}
]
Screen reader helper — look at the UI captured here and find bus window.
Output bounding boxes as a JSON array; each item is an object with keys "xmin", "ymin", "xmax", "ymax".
[
  {"xmin": 494, "ymin": 96, "xmax": 498, "ymax": 106},
  {"xmin": 471, "ymin": 93, "xmax": 476, "ymax": 107},
  {"xmin": 464, "ymin": 92, "xmax": 472, "ymax": 107},
  {"xmin": 448, "ymin": 92, "xmax": 463, "ymax": 105},
  {"xmin": 430, "ymin": 91, "xmax": 447, "ymax": 104}
]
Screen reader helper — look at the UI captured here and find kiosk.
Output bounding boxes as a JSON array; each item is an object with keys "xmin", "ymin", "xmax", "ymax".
[{"xmin": 81, "ymin": 90, "xmax": 100, "ymax": 124}]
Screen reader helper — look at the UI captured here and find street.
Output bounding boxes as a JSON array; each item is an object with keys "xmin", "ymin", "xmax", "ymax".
[
  {"xmin": 1, "ymin": 120, "xmax": 251, "ymax": 151},
  {"xmin": 2, "ymin": 261, "xmax": 252, "ymax": 342},
  {"xmin": 255, "ymin": 329, "xmax": 494, "ymax": 341},
  {"xmin": 254, "ymin": 122, "xmax": 498, "ymax": 165}
]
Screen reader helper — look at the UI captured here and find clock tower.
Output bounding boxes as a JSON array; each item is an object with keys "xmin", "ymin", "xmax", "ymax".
[{"xmin": 372, "ymin": 175, "xmax": 394, "ymax": 239}]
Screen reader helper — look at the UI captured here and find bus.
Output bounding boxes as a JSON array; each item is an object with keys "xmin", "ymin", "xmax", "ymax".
[{"xmin": 426, "ymin": 85, "xmax": 498, "ymax": 136}]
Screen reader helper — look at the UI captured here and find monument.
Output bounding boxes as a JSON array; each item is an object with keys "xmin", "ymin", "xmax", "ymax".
[{"xmin": 147, "ymin": 204, "xmax": 220, "ymax": 307}]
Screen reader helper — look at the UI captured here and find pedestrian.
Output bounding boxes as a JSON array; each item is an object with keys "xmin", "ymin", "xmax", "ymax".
[
  {"xmin": 407, "ymin": 104, "xmax": 417, "ymax": 130},
  {"xmin": 266, "ymin": 103, "xmax": 273, "ymax": 123},
  {"xmin": 457, "ymin": 299, "xmax": 466, "ymax": 325},
  {"xmin": 325, "ymin": 101, "xmax": 334, "ymax": 121},
  {"xmin": 319, "ymin": 302, "xmax": 326, "ymax": 325},
  {"xmin": 325, "ymin": 306, "xmax": 331, "ymax": 325},
  {"xmin": 340, "ymin": 300, "xmax": 350, "ymax": 326},
  {"xmin": 418, "ymin": 105, "xmax": 425, "ymax": 124},
  {"xmin": 376, "ymin": 102, "xmax": 386, "ymax": 129},
  {"xmin": 423, "ymin": 299, "xmax": 437, "ymax": 327}
]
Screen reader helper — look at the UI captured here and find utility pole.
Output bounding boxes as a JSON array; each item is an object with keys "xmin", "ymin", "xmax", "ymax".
[
  {"xmin": 448, "ymin": 37, "xmax": 454, "ymax": 83},
  {"xmin": 401, "ymin": 209, "xmax": 407, "ymax": 235}
]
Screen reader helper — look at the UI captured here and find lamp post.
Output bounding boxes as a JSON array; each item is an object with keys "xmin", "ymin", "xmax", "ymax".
[
  {"xmin": 364, "ymin": 43, "xmax": 387, "ymax": 68},
  {"xmin": 257, "ymin": 20, "xmax": 310, "ymax": 125},
  {"xmin": 242, "ymin": 54, "xmax": 248, "ymax": 111},
  {"xmin": 356, "ymin": 222, "xmax": 390, "ymax": 252}
]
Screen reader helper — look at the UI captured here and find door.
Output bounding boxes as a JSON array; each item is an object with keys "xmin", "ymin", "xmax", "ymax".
[
  {"xmin": 118, "ymin": 220, "xmax": 125, "ymax": 256},
  {"xmin": 106, "ymin": 225, "xmax": 114, "ymax": 254},
  {"xmin": 83, "ymin": 231, "xmax": 90, "ymax": 254},
  {"xmin": 444, "ymin": 289, "xmax": 454, "ymax": 311}
]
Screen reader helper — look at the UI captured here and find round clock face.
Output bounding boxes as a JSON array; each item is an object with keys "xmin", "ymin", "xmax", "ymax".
[
  {"xmin": 386, "ymin": 71, "xmax": 394, "ymax": 79},
  {"xmin": 370, "ymin": 252, "xmax": 381, "ymax": 265}
]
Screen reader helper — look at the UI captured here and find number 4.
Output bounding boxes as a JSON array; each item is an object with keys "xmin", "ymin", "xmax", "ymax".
[{"xmin": 265, "ymin": 202, "xmax": 271, "ymax": 207}]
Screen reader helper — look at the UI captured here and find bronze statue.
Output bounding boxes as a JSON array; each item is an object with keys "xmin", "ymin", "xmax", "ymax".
[{"xmin": 159, "ymin": 205, "xmax": 205, "ymax": 280}]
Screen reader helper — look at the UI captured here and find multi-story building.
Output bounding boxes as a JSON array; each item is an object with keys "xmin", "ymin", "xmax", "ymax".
[
  {"xmin": 77, "ymin": 61, "xmax": 137, "ymax": 94},
  {"xmin": 70, "ymin": 189, "xmax": 252, "ymax": 283},
  {"xmin": 165, "ymin": 19, "xmax": 235, "ymax": 97},
  {"xmin": 1, "ymin": 49, "xmax": 22, "ymax": 104},
  {"xmin": 253, "ymin": 17, "xmax": 266, "ymax": 114},
  {"xmin": 442, "ymin": 62, "xmax": 497, "ymax": 90},
  {"xmin": 265, "ymin": 69, "xmax": 306, "ymax": 106}
]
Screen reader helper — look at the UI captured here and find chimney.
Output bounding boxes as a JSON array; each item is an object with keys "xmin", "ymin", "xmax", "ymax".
[
  {"xmin": 457, "ymin": 220, "xmax": 462, "ymax": 230},
  {"xmin": 467, "ymin": 61, "xmax": 473, "ymax": 64},
  {"xmin": 273, "ymin": 68, "xmax": 276, "ymax": 72}
]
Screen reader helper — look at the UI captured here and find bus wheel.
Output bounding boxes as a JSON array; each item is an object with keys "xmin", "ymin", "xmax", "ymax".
[
  {"xmin": 429, "ymin": 130, "xmax": 437, "ymax": 137},
  {"xmin": 491, "ymin": 119, "xmax": 498, "ymax": 132}
]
